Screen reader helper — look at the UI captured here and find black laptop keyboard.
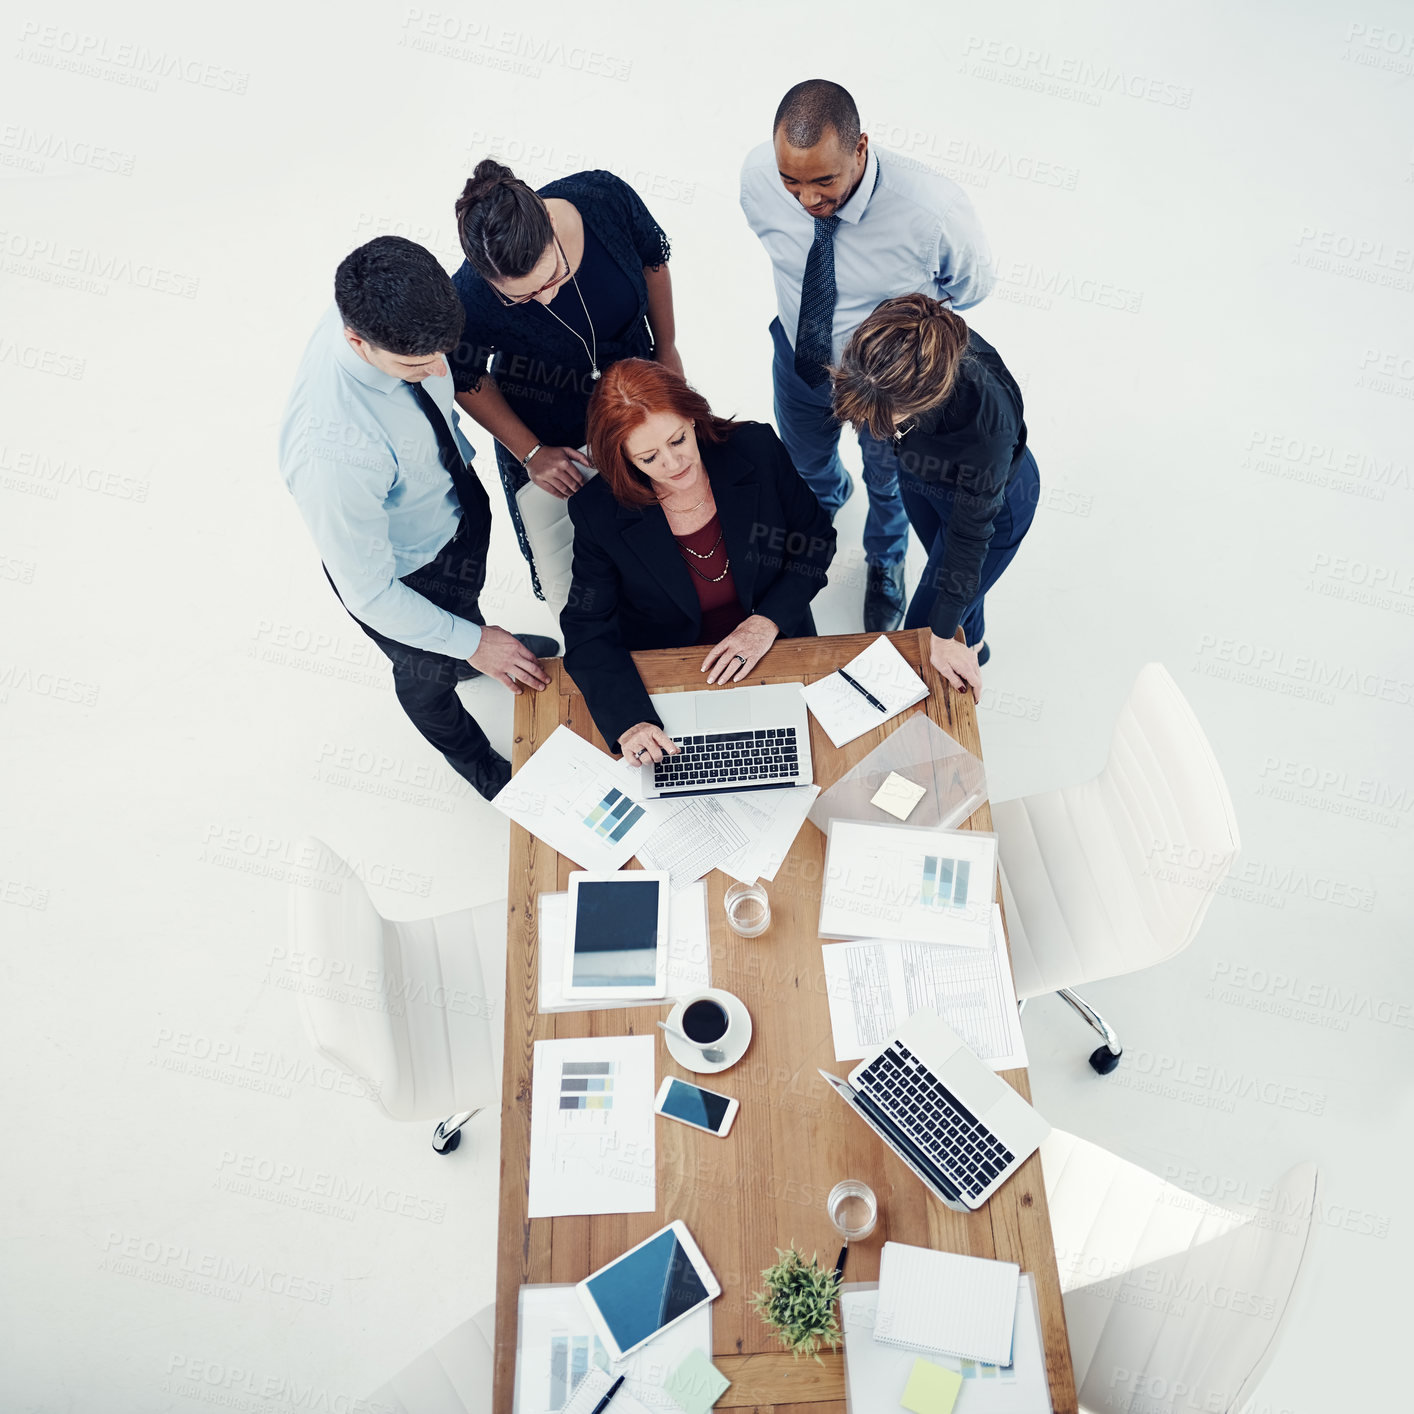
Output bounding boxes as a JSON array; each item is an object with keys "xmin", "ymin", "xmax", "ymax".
[
  {"xmin": 652, "ymin": 727, "xmax": 801, "ymax": 790},
  {"xmin": 856, "ymin": 1044, "xmax": 1015, "ymax": 1200}
]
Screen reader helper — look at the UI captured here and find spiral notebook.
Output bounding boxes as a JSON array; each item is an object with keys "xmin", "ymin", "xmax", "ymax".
[{"xmin": 874, "ymin": 1242, "xmax": 1020, "ymax": 1367}]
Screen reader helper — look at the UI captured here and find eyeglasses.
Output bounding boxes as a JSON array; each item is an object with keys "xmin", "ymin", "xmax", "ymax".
[{"xmin": 492, "ymin": 236, "xmax": 572, "ymax": 307}]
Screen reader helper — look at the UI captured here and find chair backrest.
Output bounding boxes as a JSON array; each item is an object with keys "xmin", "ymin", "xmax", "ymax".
[
  {"xmin": 368, "ymin": 1303, "xmax": 496, "ymax": 1413},
  {"xmin": 516, "ymin": 461, "xmax": 598, "ymax": 617},
  {"xmin": 998, "ymin": 663, "xmax": 1242, "ymax": 994},
  {"xmin": 286, "ymin": 837, "xmax": 496, "ymax": 1122},
  {"xmin": 1042, "ymin": 1129, "xmax": 1317, "ymax": 1414},
  {"xmin": 1100, "ymin": 662, "xmax": 1242, "ymax": 962}
]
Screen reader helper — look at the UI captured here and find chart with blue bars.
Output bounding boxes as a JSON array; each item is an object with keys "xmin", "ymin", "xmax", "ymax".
[
  {"xmin": 559, "ymin": 1059, "xmax": 617, "ymax": 1111},
  {"xmin": 581, "ymin": 786, "xmax": 645, "ymax": 844},
  {"xmin": 921, "ymin": 854, "xmax": 970, "ymax": 910},
  {"xmin": 547, "ymin": 1329, "xmax": 611, "ymax": 1409}
]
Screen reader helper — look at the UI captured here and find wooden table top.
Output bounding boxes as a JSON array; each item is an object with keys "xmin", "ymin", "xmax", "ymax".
[{"xmin": 493, "ymin": 629, "xmax": 1077, "ymax": 1414}]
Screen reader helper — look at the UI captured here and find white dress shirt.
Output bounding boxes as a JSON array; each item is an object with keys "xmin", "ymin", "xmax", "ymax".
[
  {"xmin": 740, "ymin": 142, "xmax": 994, "ymax": 359},
  {"xmin": 279, "ymin": 304, "xmax": 483, "ymax": 658}
]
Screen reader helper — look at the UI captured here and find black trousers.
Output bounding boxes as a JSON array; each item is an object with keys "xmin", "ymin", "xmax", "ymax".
[{"xmin": 327, "ymin": 516, "xmax": 496, "ymax": 787}]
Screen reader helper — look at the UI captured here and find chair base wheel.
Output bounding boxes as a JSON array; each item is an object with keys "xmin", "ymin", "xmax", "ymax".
[
  {"xmin": 432, "ymin": 1126, "xmax": 462, "ymax": 1154},
  {"xmin": 1089, "ymin": 1045, "xmax": 1122, "ymax": 1075}
]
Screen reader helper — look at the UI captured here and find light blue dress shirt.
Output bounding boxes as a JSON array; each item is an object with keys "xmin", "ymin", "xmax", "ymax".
[
  {"xmin": 279, "ymin": 304, "xmax": 483, "ymax": 658},
  {"xmin": 740, "ymin": 142, "xmax": 994, "ymax": 359}
]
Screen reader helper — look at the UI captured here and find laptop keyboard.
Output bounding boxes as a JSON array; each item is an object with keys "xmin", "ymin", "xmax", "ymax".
[
  {"xmin": 652, "ymin": 727, "xmax": 800, "ymax": 790},
  {"xmin": 856, "ymin": 1043, "xmax": 1015, "ymax": 1201}
]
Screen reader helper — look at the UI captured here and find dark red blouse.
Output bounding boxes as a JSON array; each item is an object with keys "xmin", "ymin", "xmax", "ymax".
[{"xmin": 674, "ymin": 514, "xmax": 746, "ymax": 645}]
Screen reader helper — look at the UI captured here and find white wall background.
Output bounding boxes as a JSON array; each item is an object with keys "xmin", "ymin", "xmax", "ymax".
[{"xmin": 2, "ymin": 1, "xmax": 1411, "ymax": 1409}]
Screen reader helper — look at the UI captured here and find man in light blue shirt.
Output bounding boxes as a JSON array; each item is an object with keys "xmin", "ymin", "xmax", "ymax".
[
  {"xmin": 280, "ymin": 237, "xmax": 555, "ymax": 799},
  {"xmin": 741, "ymin": 79, "xmax": 994, "ymax": 630}
]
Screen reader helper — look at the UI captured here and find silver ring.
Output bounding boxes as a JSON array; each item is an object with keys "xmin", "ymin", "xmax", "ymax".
[
  {"xmin": 733, "ymin": 654, "xmax": 747, "ymax": 666},
  {"xmin": 632, "ymin": 749, "xmax": 644, "ymax": 760}
]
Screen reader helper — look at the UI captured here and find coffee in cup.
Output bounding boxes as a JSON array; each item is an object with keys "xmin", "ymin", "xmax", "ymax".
[{"xmin": 682, "ymin": 998, "xmax": 730, "ymax": 1044}]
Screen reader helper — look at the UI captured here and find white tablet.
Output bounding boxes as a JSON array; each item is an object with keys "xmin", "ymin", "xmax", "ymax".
[
  {"xmin": 575, "ymin": 1219, "xmax": 720, "ymax": 1361},
  {"xmin": 561, "ymin": 870, "xmax": 670, "ymax": 1001}
]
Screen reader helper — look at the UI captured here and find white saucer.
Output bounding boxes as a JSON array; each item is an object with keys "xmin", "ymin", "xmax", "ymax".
[{"xmin": 663, "ymin": 988, "xmax": 752, "ymax": 1075}]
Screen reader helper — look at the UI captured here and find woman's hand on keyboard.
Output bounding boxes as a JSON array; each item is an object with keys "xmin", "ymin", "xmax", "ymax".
[
  {"xmin": 701, "ymin": 615, "xmax": 780, "ymax": 685},
  {"xmin": 619, "ymin": 722, "xmax": 680, "ymax": 765}
]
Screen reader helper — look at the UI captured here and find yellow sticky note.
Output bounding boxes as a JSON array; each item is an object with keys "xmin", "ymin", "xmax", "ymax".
[{"xmin": 900, "ymin": 1357, "xmax": 962, "ymax": 1414}]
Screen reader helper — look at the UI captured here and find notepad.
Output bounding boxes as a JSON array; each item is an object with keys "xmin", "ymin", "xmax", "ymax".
[
  {"xmin": 874, "ymin": 1242, "xmax": 1020, "ymax": 1367},
  {"xmin": 799, "ymin": 636, "xmax": 929, "ymax": 748},
  {"xmin": 901, "ymin": 1358, "xmax": 963, "ymax": 1414}
]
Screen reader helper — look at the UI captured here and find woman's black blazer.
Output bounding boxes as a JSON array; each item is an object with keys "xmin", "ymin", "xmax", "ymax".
[{"xmin": 561, "ymin": 420, "xmax": 835, "ymax": 753}]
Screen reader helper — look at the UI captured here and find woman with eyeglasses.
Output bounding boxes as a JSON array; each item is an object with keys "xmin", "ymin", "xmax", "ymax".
[
  {"xmin": 449, "ymin": 159, "xmax": 681, "ymax": 598},
  {"xmin": 831, "ymin": 293, "xmax": 1040, "ymax": 698}
]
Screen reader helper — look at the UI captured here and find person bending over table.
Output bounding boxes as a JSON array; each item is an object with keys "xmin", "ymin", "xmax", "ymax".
[
  {"xmin": 562, "ymin": 358, "xmax": 836, "ymax": 764},
  {"xmin": 449, "ymin": 159, "xmax": 680, "ymax": 600},
  {"xmin": 831, "ymin": 293, "xmax": 1039, "ymax": 700}
]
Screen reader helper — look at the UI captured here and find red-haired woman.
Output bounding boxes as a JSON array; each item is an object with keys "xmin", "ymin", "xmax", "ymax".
[{"xmin": 563, "ymin": 359, "xmax": 836, "ymax": 763}]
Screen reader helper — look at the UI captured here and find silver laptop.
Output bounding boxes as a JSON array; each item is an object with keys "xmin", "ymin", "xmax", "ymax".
[
  {"xmin": 820, "ymin": 1008, "xmax": 1050, "ymax": 1212},
  {"xmin": 639, "ymin": 682, "xmax": 813, "ymax": 799}
]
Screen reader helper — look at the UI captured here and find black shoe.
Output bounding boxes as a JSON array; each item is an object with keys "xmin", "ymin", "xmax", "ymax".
[
  {"xmin": 456, "ymin": 633, "xmax": 561, "ymax": 681},
  {"xmin": 864, "ymin": 562, "xmax": 907, "ymax": 632},
  {"xmin": 464, "ymin": 749, "xmax": 512, "ymax": 801},
  {"xmin": 975, "ymin": 640, "xmax": 990, "ymax": 667}
]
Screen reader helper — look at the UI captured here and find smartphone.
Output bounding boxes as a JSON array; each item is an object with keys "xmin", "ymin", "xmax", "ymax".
[{"xmin": 654, "ymin": 1076, "xmax": 739, "ymax": 1137}]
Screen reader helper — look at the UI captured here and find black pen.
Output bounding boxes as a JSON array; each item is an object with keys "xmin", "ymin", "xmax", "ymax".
[
  {"xmin": 589, "ymin": 1374, "xmax": 625, "ymax": 1414},
  {"xmin": 839, "ymin": 668, "xmax": 888, "ymax": 713}
]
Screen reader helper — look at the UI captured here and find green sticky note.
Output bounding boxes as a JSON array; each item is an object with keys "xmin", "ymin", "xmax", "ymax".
[
  {"xmin": 900, "ymin": 1357, "xmax": 963, "ymax": 1414},
  {"xmin": 665, "ymin": 1349, "xmax": 731, "ymax": 1414}
]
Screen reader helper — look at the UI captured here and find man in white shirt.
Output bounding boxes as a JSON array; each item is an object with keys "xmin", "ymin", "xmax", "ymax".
[
  {"xmin": 740, "ymin": 79, "xmax": 994, "ymax": 630},
  {"xmin": 280, "ymin": 237, "xmax": 555, "ymax": 799}
]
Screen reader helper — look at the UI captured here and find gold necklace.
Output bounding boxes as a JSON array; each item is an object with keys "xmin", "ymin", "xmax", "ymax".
[
  {"xmin": 679, "ymin": 530, "xmax": 723, "ymax": 559},
  {"xmin": 683, "ymin": 550, "xmax": 731, "ymax": 583}
]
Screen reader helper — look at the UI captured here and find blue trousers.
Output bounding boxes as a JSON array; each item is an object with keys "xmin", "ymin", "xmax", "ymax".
[
  {"xmin": 769, "ymin": 317, "xmax": 909, "ymax": 569},
  {"xmin": 898, "ymin": 447, "xmax": 1040, "ymax": 644}
]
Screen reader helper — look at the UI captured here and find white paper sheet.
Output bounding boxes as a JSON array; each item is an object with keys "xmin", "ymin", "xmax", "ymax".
[
  {"xmin": 494, "ymin": 725, "xmax": 661, "ymax": 871},
  {"xmin": 635, "ymin": 795, "xmax": 750, "ymax": 889},
  {"xmin": 819, "ymin": 819, "xmax": 996, "ymax": 949},
  {"xmin": 821, "ymin": 905, "xmax": 1027, "ymax": 1070},
  {"xmin": 799, "ymin": 636, "xmax": 929, "ymax": 748},
  {"xmin": 840, "ymin": 1277, "xmax": 1052, "ymax": 1414},
  {"xmin": 514, "ymin": 1283, "xmax": 713, "ymax": 1414},
  {"xmin": 527, "ymin": 1035, "xmax": 656, "ymax": 1218},
  {"xmin": 635, "ymin": 784, "xmax": 818, "ymax": 887},
  {"xmin": 716, "ymin": 784, "xmax": 820, "ymax": 884},
  {"xmin": 539, "ymin": 884, "xmax": 712, "ymax": 1013}
]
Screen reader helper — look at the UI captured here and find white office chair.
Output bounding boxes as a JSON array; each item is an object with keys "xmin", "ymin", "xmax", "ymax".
[
  {"xmin": 516, "ymin": 459, "xmax": 598, "ymax": 617},
  {"xmin": 367, "ymin": 1303, "xmax": 496, "ymax": 1412},
  {"xmin": 1042, "ymin": 1130, "xmax": 1317, "ymax": 1414},
  {"xmin": 287, "ymin": 836, "xmax": 499, "ymax": 1154},
  {"xmin": 994, "ymin": 663, "xmax": 1241, "ymax": 1073}
]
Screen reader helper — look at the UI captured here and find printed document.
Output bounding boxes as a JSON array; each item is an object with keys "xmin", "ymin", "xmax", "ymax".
[
  {"xmin": 527, "ymin": 1035, "xmax": 655, "ymax": 1218},
  {"xmin": 494, "ymin": 725, "xmax": 660, "ymax": 872},
  {"xmin": 822, "ymin": 905, "xmax": 1027, "ymax": 1069}
]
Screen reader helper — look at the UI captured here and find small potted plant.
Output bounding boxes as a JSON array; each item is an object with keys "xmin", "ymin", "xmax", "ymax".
[{"xmin": 750, "ymin": 1243, "xmax": 842, "ymax": 1362}]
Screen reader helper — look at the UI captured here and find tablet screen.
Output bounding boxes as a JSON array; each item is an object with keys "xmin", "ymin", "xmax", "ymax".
[
  {"xmin": 571, "ymin": 877, "xmax": 662, "ymax": 988},
  {"xmin": 584, "ymin": 1226, "xmax": 711, "ymax": 1353}
]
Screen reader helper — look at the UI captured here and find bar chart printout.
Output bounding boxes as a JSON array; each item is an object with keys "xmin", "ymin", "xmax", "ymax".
[
  {"xmin": 922, "ymin": 854, "xmax": 970, "ymax": 910},
  {"xmin": 559, "ymin": 1060, "xmax": 616, "ymax": 1112},
  {"xmin": 583, "ymin": 787, "xmax": 645, "ymax": 844}
]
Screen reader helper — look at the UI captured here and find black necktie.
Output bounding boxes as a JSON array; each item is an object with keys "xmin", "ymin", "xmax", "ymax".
[
  {"xmin": 406, "ymin": 380, "xmax": 489, "ymax": 525},
  {"xmin": 794, "ymin": 215, "xmax": 841, "ymax": 389}
]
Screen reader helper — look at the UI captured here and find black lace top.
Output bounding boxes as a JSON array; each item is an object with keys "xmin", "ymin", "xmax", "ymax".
[{"xmin": 448, "ymin": 169, "xmax": 671, "ymax": 595}]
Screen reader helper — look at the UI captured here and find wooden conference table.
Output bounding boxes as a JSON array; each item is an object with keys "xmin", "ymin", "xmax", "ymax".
[{"xmin": 494, "ymin": 629, "xmax": 1078, "ymax": 1414}]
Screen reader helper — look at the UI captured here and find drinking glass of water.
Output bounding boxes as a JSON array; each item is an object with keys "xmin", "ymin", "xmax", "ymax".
[
  {"xmin": 724, "ymin": 881, "xmax": 770, "ymax": 938},
  {"xmin": 827, "ymin": 1179, "xmax": 878, "ymax": 1241}
]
